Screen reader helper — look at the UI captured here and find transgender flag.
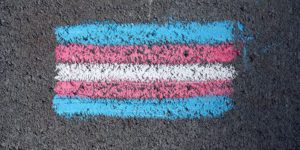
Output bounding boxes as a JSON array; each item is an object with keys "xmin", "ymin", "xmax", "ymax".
[{"xmin": 53, "ymin": 21, "xmax": 244, "ymax": 119}]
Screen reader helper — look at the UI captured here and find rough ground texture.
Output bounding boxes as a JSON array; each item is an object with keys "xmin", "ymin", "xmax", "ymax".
[{"xmin": 0, "ymin": 0, "xmax": 299, "ymax": 149}]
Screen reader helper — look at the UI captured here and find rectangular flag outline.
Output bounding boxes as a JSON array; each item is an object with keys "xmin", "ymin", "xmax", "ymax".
[{"xmin": 52, "ymin": 20, "xmax": 246, "ymax": 119}]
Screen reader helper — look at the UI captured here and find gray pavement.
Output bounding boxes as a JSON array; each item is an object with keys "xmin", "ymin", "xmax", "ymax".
[{"xmin": 0, "ymin": 0, "xmax": 299, "ymax": 149}]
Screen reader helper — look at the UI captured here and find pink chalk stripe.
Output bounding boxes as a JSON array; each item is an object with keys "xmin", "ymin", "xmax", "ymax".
[
  {"xmin": 55, "ymin": 43, "xmax": 240, "ymax": 64},
  {"xmin": 54, "ymin": 80, "xmax": 233, "ymax": 99}
]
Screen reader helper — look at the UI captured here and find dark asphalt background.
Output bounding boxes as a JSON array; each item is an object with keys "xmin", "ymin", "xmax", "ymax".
[{"xmin": 0, "ymin": 0, "xmax": 299, "ymax": 149}]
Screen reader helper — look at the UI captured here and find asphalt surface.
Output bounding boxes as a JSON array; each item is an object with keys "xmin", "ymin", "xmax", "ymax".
[{"xmin": 0, "ymin": 0, "xmax": 299, "ymax": 149}]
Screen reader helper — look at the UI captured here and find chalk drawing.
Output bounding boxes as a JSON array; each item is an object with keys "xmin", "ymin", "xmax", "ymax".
[
  {"xmin": 54, "ymin": 80, "xmax": 233, "ymax": 99},
  {"xmin": 53, "ymin": 95, "xmax": 233, "ymax": 119},
  {"xmin": 52, "ymin": 20, "xmax": 250, "ymax": 119},
  {"xmin": 55, "ymin": 63, "xmax": 236, "ymax": 81},
  {"xmin": 55, "ymin": 21, "xmax": 236, "ymax": 45},
  {"xmin": 55, "ymin": 43, "xmax": 240, "ymax": 64}
]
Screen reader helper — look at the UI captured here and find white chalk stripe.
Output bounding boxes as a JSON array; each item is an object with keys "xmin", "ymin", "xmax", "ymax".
[{"xmin": 55, "ymin": 63, "xmax": 236, "ymax": 81}]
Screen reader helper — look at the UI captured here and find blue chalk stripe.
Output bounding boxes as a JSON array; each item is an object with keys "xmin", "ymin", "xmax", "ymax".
[
  {"xmin": 55, "ymin": 21, "xmax": 238, "ymax": 45},
  {"xmin": 52, "ymin": 95, "xmax": 233, "ymax": 119}
]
